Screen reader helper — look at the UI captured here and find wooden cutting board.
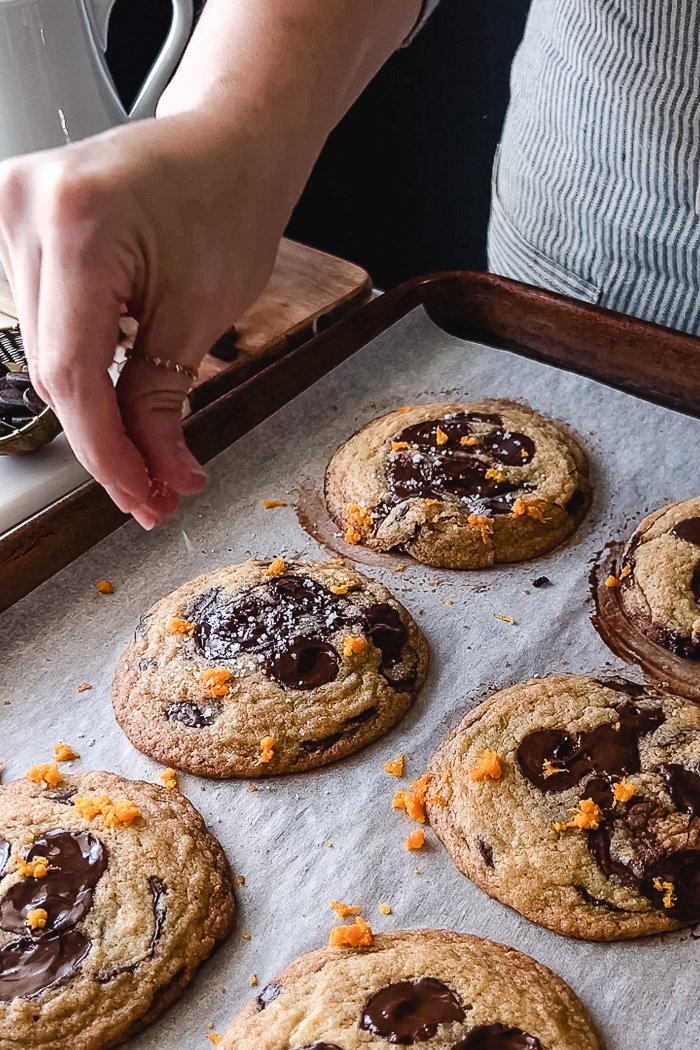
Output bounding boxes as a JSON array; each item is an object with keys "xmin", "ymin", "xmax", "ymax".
[{"xmin": 0, "ymin": 238, "xmax": 372, "ymax": 412}]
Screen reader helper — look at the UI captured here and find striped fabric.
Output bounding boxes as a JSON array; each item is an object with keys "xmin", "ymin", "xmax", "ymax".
[{"xmin": 488, "ymin": 0, "xmax": 700, "ymax": 334}]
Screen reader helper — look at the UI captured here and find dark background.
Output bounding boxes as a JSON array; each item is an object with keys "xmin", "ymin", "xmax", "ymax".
[{"xmin": 106, "ymin": 0, "xmax": 530, "ymax": 288}]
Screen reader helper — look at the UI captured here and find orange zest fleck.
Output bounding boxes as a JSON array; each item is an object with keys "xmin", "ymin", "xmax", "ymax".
[
  {"xmin": 26, "ymin": 908, "xmax": 48, "ymax": 930},
  {"xmin": 460, "ymin": 436, "xmax": 479, "ymax": 447},
  {"xmin": 259, "ymin": 737, "xmax": 275, "ymax": 765},
  {"xmin": 392, "ymin": 774, "xmax": 431, "ymax": 824},
  {"xmin": 96, "ymin": 579, "xmax": 114, "ymax": 595},
  {"xmin": 397, "ymin": 405, "xmax": 412, "ymax": 414},
  {"xmin": 379, "ymin": 903, "xmax": 392, "ymax": 915},
  {"xmin": 469, "ymin": 749, "xmax": 503, "ymax": 782},
  {"xmin": 27, "ymin": 763, "xmax": 63, "ymax": 789},
  {"xmin": 263, "ymin": 499, "xmax": 287, "ymax": 509},
  {"xmin": 77, "ymin": 682, "xmax": 93, "ymax": 693},
  {"xmin": 265, "ymin": 557, "xmax": 287, "ymax": 577},
  {"xmin": 605, "ymin": 575, "xmax": 620, "ymax": 589},
  {"xmin": 554, "ymin": 798, "xmax": 602, "ymax": 832},
  {"xmin": 15, "ymin": 855, "xmax": 50, "ymax": 880},
  {"xmin": 201, "ymin": 667, "xmax": 234, "ymax": 698},
  {"xmin": 330, "ymin": 581, "xmax": 359, "ymax": 596},
  {"xmin": 342, "ymin": 636, "xmax": 367, "ymax": 658},
  {"xmin": 344, "ymin": 503, "xmax": 373, "ymax": 545},
  {"xmin": 331, "ymin": 900, "xmax": 364, "ymax": 919},
  {"xmin": 613, "ymin": 779, "xmax": 637, "ymax": 803},
  {"xmin": 511, "ymin": 498, "xmax": 548, "ymax": 523},
  {"xmin": 73, "ymin": 795, "xmax": 140, "ymax": 828},
  {"xmin": 249, "ymin": 974, "xmax": 259, "ymax": 987},
  {"xmin": 329, "ymin": 916, "xmax": 374, "ymax": 948},
  {"xmin": 53, "ymin": 742, "xmax": 80, "ymax": 763},
  {"xmin": 493, "ymin": 613, "xmax": 516, "ymax": 625},
  {"xmin": 160, "ymin": 767, "xmax": 178, "ymax": 791},
  {"xmin": 485, "ymin": 468, "xmax": 507, "ymax": 482},
  {"xmin": 169, "ymin": 617, "xmax": 195, "ymax": 636},
  {"xmin": 384, "ymin": 754, "xmax": 405, "ymax": 778},
  {"xmin": 653, "ymin": 877, "xmax": 676, "ymax": 910},
  {"xmin": 619, "ymin": 564, "xmax": 632, "ymax": 580},
  {"xmin": 391, "ymin": 441, "xmax": 411, "ymax": 452},
  {"xmin": 405, "ymin": 828, "xmax": 426, "ymax": 851},
  {"xmin": 542, "ymin": 759, "xmax": 565, "ymax": 779},
  {"xmin": 435, "ymin": 425, "xmax": 449, "ymax": 446},
  {"xmin": 208, "ymin": 1036, "xmax": 223, "ymax": 1046},
  {"xmin": 467, "ymin": 514, "xmax": 493, "ymax": 545}
]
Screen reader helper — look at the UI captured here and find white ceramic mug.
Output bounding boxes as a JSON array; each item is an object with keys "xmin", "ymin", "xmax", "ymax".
[{"xmin": 0, "ymin": 0, "xmax": 194, "ymax": 162}]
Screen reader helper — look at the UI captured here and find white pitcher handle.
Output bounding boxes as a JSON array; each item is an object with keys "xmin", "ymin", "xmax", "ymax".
[{"xmin": 87, "ymin": 0, "xmax": 194, "ymax": 121}]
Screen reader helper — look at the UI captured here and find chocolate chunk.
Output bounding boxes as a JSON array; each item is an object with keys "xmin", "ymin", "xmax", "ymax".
[
  {"xmin": 641, "ymin": 849, "xmax": 700, "ymax": 922},
  {"xmin": 297, "ymin": 1045, "xmax": 343, "ymax": 1050},
  {"xmin": 165, "ymin": 701, "xmax": 220, "ymax": 729},
  {"xmin": 0, "ymin": 839, "xmax": 9, "ymax": 878},
  {"xmin": 44, "ymin": 788, "xmax": 78, "ymax": 807},
  {"xmin": 452, "ymin": 1024, "xmax": 543, "ymax": 1049},
  {"xmin": 477, "ymin": 839, "xmax": 495, "ymax": 868},
  {"xmin": 365, "ymin": 604, "xmax": 408, "ymax": 666},
  {"xmin": 0, "ymin": 831, "xmax": 106, "ymax": 936},
  {"xmin": 516, "ymin": 701, "xmax": 664, "ymax": 792},
  {"xmin": 658, "ymin": 764, "xmax": 700, "ymax": 819},
  {"xmin": 268, "ymin": 637, "xmax": 339, "ymax": 690},
  {"xmin": 0, "ymin": 929, "xmax": 91, "ymax": 1002},
  {"xmin": 692, "ymin": 565, "xmax": 700, "ymax": 605},
  {"xmin": 300, "ymin": 732, "xmax": 343, "ymax": 754},
  {"xmin": 343, "ymin": 706, "xmax": 377, "ymax": 729},
  {"xmin": 587, "ymin": 799, "xmax": 666, "ymax": 889},
  {"xmin": 564, "ymin": 489, "xmax": 587, "ymax": 516},
  {"xmin": 531, "ymin": 576, "xmax": 551, "ymax": 588},
  {"xmin": 360, "ymin": 977, "xmax": 466, "ymax": 1044},
  {"xmin": 672, "ymin": 517, "xmax": 700, "ymax": 546},
  {"xmin": 384, "ymin": 412, "xmax": 535, "ymax": 515},
  {"xmin": 257, "ymin": 982, "xmax": 281, "ymax": 1010}
]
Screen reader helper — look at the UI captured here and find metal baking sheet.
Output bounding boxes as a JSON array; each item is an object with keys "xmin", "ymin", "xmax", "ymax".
[{"xmin": 1, "ymin": 307, "xmax": 699, "ymax": 1049}]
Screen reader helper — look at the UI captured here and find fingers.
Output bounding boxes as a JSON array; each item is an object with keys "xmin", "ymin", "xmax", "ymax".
[
  {"xmin": 117, "ymin": 321, "xmax": 207, "ymax": 499},
  {"xmin": 35, "ymin": 248, "xmax": 166, "ymax": 528}
]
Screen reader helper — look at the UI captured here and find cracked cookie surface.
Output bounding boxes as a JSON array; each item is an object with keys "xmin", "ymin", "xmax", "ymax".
[
  {"xmin": 619, "ymin": 496, "xmax": 700, "ymax": 658},
  {"xmin": 0, "ymin": 771, "xmax": 234, "ymax": 1050},
  {"xmin": 324, "ymin": 401, "xmax": 590, "ymax": 569},
  {"xmin": 427, "ymin": 674, "xmax": 700, "ymax": 940},
  {"xmin": 222, "ymin": 929, "xmax": 600, "ymax": 1050},
  {"xmin": 113, "ymin": 559, "xmax": 428, "ymax": 778}
]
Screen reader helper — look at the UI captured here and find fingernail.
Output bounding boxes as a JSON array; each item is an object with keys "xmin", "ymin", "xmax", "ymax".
[{"xmin": 132, "ymin": 509, "xmax": 159, "ymax": 531}]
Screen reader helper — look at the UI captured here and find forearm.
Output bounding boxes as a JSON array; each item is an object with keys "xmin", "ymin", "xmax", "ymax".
[{"xmin": 158, "ymin": 0, "xmax": 422, "ymax": 204}]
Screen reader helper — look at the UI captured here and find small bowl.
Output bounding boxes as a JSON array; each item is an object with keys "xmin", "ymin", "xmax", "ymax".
[{"xmin": 0, "ymin": 325, "xmax": 63, "ymax": 455}]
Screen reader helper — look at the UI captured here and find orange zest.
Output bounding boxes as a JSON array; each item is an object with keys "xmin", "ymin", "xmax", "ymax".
[
  {"xmin": 53, "ymin": 742, "xmax": 80, "ymax": 763},
  {"xmin": 468, "ymin": 749, "xmax": 503, "ymax": 782},
  {"xmin": 391, "ymin": 441, "xmax": 410, "ymax": 452},
  {"xmin": 160, "ymin": 767, "xmax": 178, "ymax": 791},
  {"xmin": 26, "ymin": 908, "xmax": 48, "ymax": 930},
  {"xmin": 330, "ymin": 581, "xmax": 359, "ymax": 596},
  {"xmin": 435, "ymin": 425, "xmax": 448, "ymax": 446},
  {"xmin": 485, "ymin": 468, "xmax": 507, "ymax": 482},
  {"xmin": 259, "ymin": 737, "xmax": 275, "ymax": 765},
  {"xmin": 554, "ymin": 798, "xmax": 602, "ymax": 832},
  {"xmin": 169, "ymin": 617, "xmax": 195, "ymax": 635},
  {"xmin": 265, "ymin": 557, "xmax": 287, "ymax": 577},
  {"xmin": 15, "ymin": 855, "xmax": 50, "ymax": 880},
  {"xmin": 26, "ymin": 763, "xmax": 63, "ymax": 789},
  {"xmin": 73, "ymin": 795, "xmax": 140, "ymax": 828},
  {"xmin": 342, "ymin": 636, "xmax": 367, "ymax": 658},
  {"xmin": 405, "ymin": 828, "xmax": 426, "ymax": 851},
  {"xmin": 330, "ymin": 900, "xmax": 363, "ymax": 919},
  {"xmin": 511, "ymin": 498, "xmax": 548, "ymax": 523},
  {"xmin": 605, "ymin": 575, "xmax": 620, "ymax": 588},
  {"xmin": 263, "ymin": 499, "xmax": 287, "ymax": 509},
  {"xmin": 201, "ymin": 667, "xmax": 234, "ymax": 697},
  {"xmin": 460, "ymin": 436, "xmax": 479, "ymax": 447},
  {"xmin": 613, "ymin": 780, "xmax": 636, "ymax": 804},
  {"xmin": 384, "ymin": 754, "xmax": 405, "ymax": 778},
  {"xmin": 96, "ymin": 579, "xmax": 114, "ymax": 595},
  {"xmin": 392, "ymin": 774, "xmax": 431, "ymax": 824},
  {"xmin": 653, "ymin": 877, "xmax": 676, "ymax": 910},
  {"xmin": 344, "ymin": 503, "xmax": 373, "ymax": 545},
  {"xmin": 467, "ymin": 514, "xmax": 493, "ymax": 545},
  {"xmin": 329, "ymin": 916, "xmax": 374, "ymax": 948}
]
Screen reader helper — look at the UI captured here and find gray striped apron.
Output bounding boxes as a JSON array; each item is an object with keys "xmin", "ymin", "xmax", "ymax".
[{"xmin": 488, "ymin": 0, "xmax": 700, "ymax": 334}]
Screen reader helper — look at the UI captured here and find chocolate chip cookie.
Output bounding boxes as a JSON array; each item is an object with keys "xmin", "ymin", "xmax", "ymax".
[
  {"xmin": 221, "ymin": 929, "xmax": 600, "ymax": 1049},
  {"xmin": 324, "ymin": 401, "xmax": 590, "ymax": 569},
  {"xmin": 427, "ymin": 674, "xmax": 700, "ymax": 940},
  {"xmin": 113, "ymin": 559, "xmax": 428, "ymax": 778},
  {"xmin": 618, "ymin": 496, "xmax": 700, "ymax": 658},
  {"xmin": 0, "ymin": 770, "xmax": 234, "ymax": 1050}
]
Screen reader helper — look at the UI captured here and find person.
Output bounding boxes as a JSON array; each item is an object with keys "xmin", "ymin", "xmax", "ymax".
[{"xmin": 0, "ymin": 0, "xmax": 697, "ymax": 530}]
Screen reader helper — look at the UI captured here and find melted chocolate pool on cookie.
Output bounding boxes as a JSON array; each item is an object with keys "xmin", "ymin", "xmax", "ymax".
[
  {"xmin": 384, "ymin": 411, "xmax": 536, "ymax": 517},
  {"xmin": 188, "ymin": 575, "xmax": 416, "ymax": 694},
  {"xmin": 452, "ymin": 1025, "xmax": 543, "ymax": 1050},
  {"xmin": 360, "ymin": 977, "xmax": 466, "ymax": 1043},
  {"xmin": 517, "ymin": 682, "xmax": 700, "ymax": 921},
  {"xmin": 0, "ymin": 830, "xmax": 107, "ymax": 1000}
]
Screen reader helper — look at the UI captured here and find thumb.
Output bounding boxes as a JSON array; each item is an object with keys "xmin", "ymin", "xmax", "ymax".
[{"xmin": 117, "ymin": 329, "xmax": 208, "ymax": 498}]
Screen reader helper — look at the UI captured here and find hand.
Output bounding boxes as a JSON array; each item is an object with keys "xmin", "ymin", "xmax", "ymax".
[{"xmin": 0, "ymin": 113, "xmax": 289, "ymax": 528}]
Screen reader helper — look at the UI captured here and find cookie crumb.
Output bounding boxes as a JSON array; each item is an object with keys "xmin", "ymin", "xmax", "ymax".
[
  {"xmin": 262, "ymin": 499, "xmax": 287, "ymax": 509},
  {"xmin": 532, "ymin": 576, "xmax": 551, "ymax": 589},
  {"xmin": 613, "ymin": 780, "xmax": 637, "ymax": 803},
  {"xmin": 259, "ymin": 737, "xmax": 275, "ymax": 765},
  {"xmin": 469, "ymin": 750, "xmax": 503, "ymax": 782},
  {"xmin": 605, "ymin": 575, "xmax": 620, "ymax": 588},
  {"xmin": 249, "ymin": 974, "xmax": 258, "ymax": 987},
  {"xmin": 247, "ymin": 784, "xmax": 258, "ymax": 793},
  {"xmin": 96, "ymin": 579, "xmax": 114, "ymax": 595},
  {"xmin": 201, "ymin": 667, "xmax": 234, "ymax": 698},
  {"xmin": 342, "ymin": 635, "xmax": 367, "ymax": 657},
  {"xmin": 26, "ymin": 907, "xmax": 48, "ymax": 930},
  {"xmin": 265, "ymin": 557, "xmax": 287, "ymax": 577},
  {"xmin": 169, "ymin": 617, "xmax": 195, "ymax": 636},
  {"xmin": 493, "ymin": 613, "xmax": 516, "ymax": 625},
  {"xmin": 160, "ymin": 767, "xmax": 178, "ymax": 791},
  {"xmin": 652, "ymin": 877, "xmax": 676, "ymax": 910},
  {"xmin": 554, "ymin": 798, "xmax": 602, "ymax": 832},
  {"xmin": 15, "ymin": 855, "xmax": 50, "ymax": 880},
  {"xmin": 331, "ymin": 900, "xmax": 363, "ymax": 919},
  {"xmin": 53, "ymin": 742, "xmax": 80, "ymax": 763},
  {"xmin": 241, "ymin": 932, "xmax": 252, "ymax": 941},
  {"xmin": 379, "ymin": 903, "xmax": 392, "ymax": 915},
  {"xmin": 329, "ymin": 916, "xmax": 374, "ymax": 948},
  {"xmin": 27, "ymin": 762, "xmax": 63, "ymax": 789},
  {"xmin": 77, "ymin": 682, "xmax": 93, "ymax": 693},
  {"xmin": 73, "ymin": 795, "xmax": 141, "ymax": 828},
  {"xmin": 394, "ymin": 564, "xmax": 407, "ymax": 573},
  {"xmin": 405, "ymin": 828, "xmax": 425, "ymax": 851},
  {"xmin": 467, "ymin": 514, "xmax": 494, "ymax": 545},
  {"xmin": 384, "ymin": 754, "xmax": 405, "ymax": 778}
]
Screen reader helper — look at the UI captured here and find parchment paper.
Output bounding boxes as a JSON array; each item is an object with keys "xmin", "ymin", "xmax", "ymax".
[{"xmin": 1, "ymin": 307, "xmax": 699, "ymax": 1049}]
